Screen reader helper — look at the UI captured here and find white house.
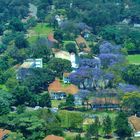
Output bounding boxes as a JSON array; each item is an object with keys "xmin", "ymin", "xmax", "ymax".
[
  {"xmin": 16, "ymin": 58, "xmax": 43, "ymax": 80},
  {"xmin": 55, "ymin": 51, "xmax": 79, "ymax": 70},
  {"xmin": 24, "ymin": 58, "xmax": 43, "ymax": 68}
]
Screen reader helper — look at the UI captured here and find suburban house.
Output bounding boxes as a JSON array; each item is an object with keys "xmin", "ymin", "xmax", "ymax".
[
  {"xmin": 47, "ymin": 33, "xmax": 58, "ymax": 48},
  {"xmin": 55, "ymin": 51, "xmax": 79, "ymax": 70},
  {"xmin": 129, "ymin": 116, "xmax": 140, "ymax": 137},
  {"xmin": 0, "ymin": 129, "xmax": 10, "ymax": 140},
  {"xmin": 16, "ymin": 58, "xmax": 43, "ymax": 80},
  {"xmin": 88, "ymin": 98, "xmax": 120, "ymax": 110},
  {"xmin": 75, "ymin": 35, "xmax": 91, "ymax": 53},
  {"xmin": 48, "ymin": 79, "xmax": 79, "ymax": 100},
  {"xmin": 44, "ymin": 135, "xmax": 64, "ymax": 140}
]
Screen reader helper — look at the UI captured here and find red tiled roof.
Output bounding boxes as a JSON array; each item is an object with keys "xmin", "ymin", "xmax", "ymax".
[
  {"xmin": 48, "ymin": 33, "xmax": 58, "ymax": 43},
  {"xmin": 48, "ymin": 80, "xmax": 79, "ymax": 95},
  {"xmin": 44, "ymin": 135, "xmax": 64, "ymax": 140},
  {"xmin": 0, "ymin": 129, "xmax": 10, "ymax": 139}
]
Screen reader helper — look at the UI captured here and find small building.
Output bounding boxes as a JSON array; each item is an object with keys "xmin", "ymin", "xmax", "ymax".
[
  {"xmin": 75, "ymin": 35, "xmax": 91, "ymax": 53},
  {"xmin": 44, "ymin": 135, "xmax": 64, "ymax": 140},
  {"xmin": 129, "ymin": 116, "xmax": 140, "ymax": 137},
  {"xmin": 16, "ymin": 58, "xmax": 43, "ymax": 80},
  {"xmin": 48, "ymin": 79, "xmax": 79, "ymax": 100},
  {"xmin": 55, "ymin": 51, "xmax": 79, "ymax": 69},
  {"xmin": 76, "ymin": 35, "xmax": 88, "ymax": 49},
  {"xmin": 88, "ymin": 98, "xmax": 120, "ymax": 110}
]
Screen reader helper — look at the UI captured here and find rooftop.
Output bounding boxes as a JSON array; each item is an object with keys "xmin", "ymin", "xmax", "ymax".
[
  {"xmin": 55, "ymin": 51, "xmax": 71, "ymax": 61},
  {"xmin": 88, "ymin": 98, "xmax": 120, "ymax": 105},
  {"xmin": 20, "ymin": 62, "xmax": 34, "ymax": 68},
  {"xmin": 129, "ymin": 116, "xmax": 140, "ymax": 132},
  {"xmin": 44, "ymin": 135, "xmax": 64, "ymax": 140},
  {"xmin": 48, "ymin": 33, "xmax": 58, "ymax": 43},
  {"xmin": 0, "ymin": 129, "xmax": 10, "ymax": 140},
  {"xmin": 76, "ymin": 35, "xmax": 88, "ymax": 46},
  {"xmin": 48, "ymin": 79, "xmax": 79, "ymax": 95}
]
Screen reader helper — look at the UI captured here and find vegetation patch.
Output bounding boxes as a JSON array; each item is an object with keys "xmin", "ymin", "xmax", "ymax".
[{"xmin": 127, "ymin": 55, "xmax": 140, "ymax": 65}]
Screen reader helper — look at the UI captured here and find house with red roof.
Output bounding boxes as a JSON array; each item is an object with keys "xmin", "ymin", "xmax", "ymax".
[
  {"xmin": 47, "ymin": 33, "xmax": 58, "ymax": 48},
  {"xmin": 44, "ymin": 135, "xmax": 64, "ymax": 140},
  {"xmin": 48, "ymin": 79, "xmax": 79, "ymax": 100}
]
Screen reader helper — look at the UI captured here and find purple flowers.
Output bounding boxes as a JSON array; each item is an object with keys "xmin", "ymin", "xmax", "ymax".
[
  {"xmin": 99, "ymin": 41, "xmax": 125, "ymax": 68},
  {"xmin": 118, "ymin": 83, "xmax": 140, "ymax": 93},
  {"xmin": 99, "ymin": 41, "xmax": 121, "ymax": 54},
  {"xmin": 80, "ymin": 58, "xmax": 101, "ymax": 68}
]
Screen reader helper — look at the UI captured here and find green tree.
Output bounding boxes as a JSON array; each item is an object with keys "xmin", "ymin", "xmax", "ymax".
[
  {"xmin": 47, "ymin": 58, "xmax": 72, "ymax": 78},
  {"xmin": 54, "ymin": 30, "xmax": 63, "ymax": 43},
  {"xmin": 9, "ymin": 18, "xmax": 25, "ymax": 32},
  {"xmin": 7, "ymin": 132, "xmax": 25, "ymax": 140},
  {"xmin": 122, "ymin": 92, "xmax": 140, "ymax": 115},
  {"xmin": 15, "ymin": 32, "xmax": 28, "ymax": 49},
  {"xmin": 23, "ymin": 68, "xmax": 55, "ymax": 93},
  {"xmin": 122, "ymin": 65, "xmax": 140, "ymax": 86},
  {"xmin": 86, "ymin": 116, "xmax": 100, "ymax": 140},
  {"xmin": 66, "ymin": 94, "xmax": 75, "ymax": 109},
  {"xmin": 31, "ymin": 38, "xmax": 53, "ymax": 63},
  {"xmin": 58, "ymin": 110, "xmax": 83, "ymax": 131},
  {"xmin": 114, "ymin": 112, "xmax": 132, "ymax": 139},
  {"xmin": 39, "ymin": 93, "xmax": 51, "ymax": 107},
  {"xmin": 0, "ymin": 97, "xmax": 10, "ymax": 115},
  {"xmin": 103, "ymin": 115, "xmax": 112, "ymax": 137},
  {"xmin": 75, "ymin": 134, "xmax": 81, "ymax": 140},
  {"xmin": 124, "ymin": 41, "xmax": 136, "ymax": 52},
  {"xmin": 65, "ymin": 42, "xmax": 77, "ymax": 54},
  {"xmin": 12, "ymin": 85, "xmax": 31, "ymax": 106}
]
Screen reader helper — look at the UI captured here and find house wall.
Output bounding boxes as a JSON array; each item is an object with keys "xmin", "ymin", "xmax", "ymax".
[{"xmin": 134, "ymin": 131, "xmax": 140, "ymax": 137}]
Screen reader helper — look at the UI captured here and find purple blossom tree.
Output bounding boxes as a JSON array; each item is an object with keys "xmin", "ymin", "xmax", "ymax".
[
  {"xmin": 99, "ymin": 41, "xmax": 121, "ymax": 54},
  {"xmin": 99, "ymin": 41, "xmax": 125, "ymax": 68},
  {"xmin": 118, "ymin": 83, "xmax": 140, "ymax": 93},
  {"xmin": 79, "ymin": 58, "xmax": 101, "ymax": 68}
]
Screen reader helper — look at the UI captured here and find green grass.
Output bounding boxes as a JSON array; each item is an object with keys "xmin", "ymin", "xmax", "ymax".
[
  {"xmin": 52, "ymin": 99, "xmax": 65, "ymax": 108},
  {"xmin": 33, "ymin": 23, "xmax": 53, "ymax": 34},
  {"xmin": 27, "ymin": 23, "xmax": 53, "ymax": 43},
  {"xmin": 127, "ymin": 54, "xmax": 140, "ymax": 65}
]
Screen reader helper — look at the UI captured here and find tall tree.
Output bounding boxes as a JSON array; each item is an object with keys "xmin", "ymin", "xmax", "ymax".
[
  {"xmin": 103, "ymin": 115, "xmax": 112, "ymax": 137},
  {"xmin": 86, "ymin": 116, "xmax": 100, "ymax": 140},
  {"xmin": 114, "ymin": 112, "xmax": 132, "ymax": 139}
]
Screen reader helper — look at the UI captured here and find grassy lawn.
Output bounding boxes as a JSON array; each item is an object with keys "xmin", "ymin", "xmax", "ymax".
[
  {"xmin": 64, "ymin": 132, "xmax": 78, "ymax": 140},
  {"xmin": 51, "ymin": 99, "xmax": 65, "ymax": 108},
  {"xmin": 27, "ymin": 23, "xmax": 54, "ymax": 43},
  {"xmin": 32, "ymin": 23, "xmax": 53, "ymax": 35},
  {"xmin": 127, "ymin": 54, "xmax": 140, "ymax": 65}
]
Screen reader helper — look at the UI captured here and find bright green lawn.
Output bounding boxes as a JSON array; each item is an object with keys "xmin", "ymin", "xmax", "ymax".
[
  {"xmin": 33, "ymin": 23, "xmax": 53, "ymax": 34},
  {"xmin": 127, "ymin": 54, "xmax": 140, "ymax": 65},
  {"xmin": 27, "ymin": 23, "xmax": 53, "ymax": 43},
  {"xmin": 52, "ymin": 99, "xmax": 65, "ymax": 108}
]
